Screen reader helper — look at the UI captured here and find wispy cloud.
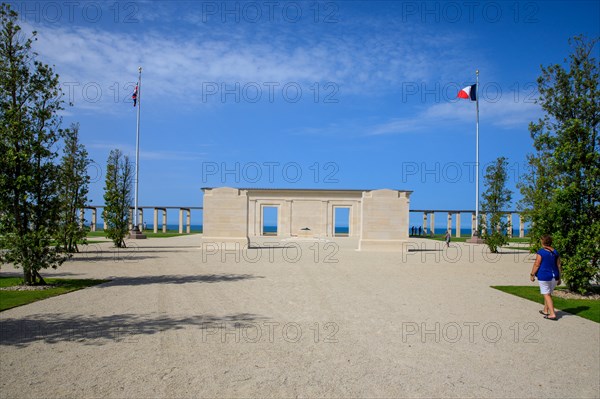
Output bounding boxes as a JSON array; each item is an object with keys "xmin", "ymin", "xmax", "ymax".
[
  {"xmin": 289, "ymin": 90, "xmax": 542, "ymax": 137},
  {"xmin": 365, "ymin": 96, "xmax": 541, "ymax": 136},
  {"xmin": 26, "ymin": 5, "xmax": 474, "ymax": 113},
  {"xmin": 87, "ymin": 142, "xmax": 208, "ymax": 161}
]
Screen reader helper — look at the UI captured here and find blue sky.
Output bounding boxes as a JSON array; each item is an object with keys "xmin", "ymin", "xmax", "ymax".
[{"xmin": 10, "ymin": 0, "xmax": 599, "ymax": 226}]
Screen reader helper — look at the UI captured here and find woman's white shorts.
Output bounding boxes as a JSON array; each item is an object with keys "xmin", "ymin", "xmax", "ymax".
[{"xmin": 539, "ymin": 279, "xmax": 558, "ymax": 295}]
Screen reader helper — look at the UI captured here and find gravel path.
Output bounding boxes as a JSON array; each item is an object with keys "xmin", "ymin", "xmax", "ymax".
[{"xmin": 1, "ymin": 235, "xmax": 598, "ymax": 398}]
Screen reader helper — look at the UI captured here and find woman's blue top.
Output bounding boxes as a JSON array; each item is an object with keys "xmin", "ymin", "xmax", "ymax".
[{"xmin": 536, "ymin": 248, "xmax": 560, "ymax": 281}]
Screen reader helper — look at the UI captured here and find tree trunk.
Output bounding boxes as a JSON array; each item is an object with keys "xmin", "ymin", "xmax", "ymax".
[{"xmin": 23, "ymin": 268, "xmax": 32, "ymax": 285}]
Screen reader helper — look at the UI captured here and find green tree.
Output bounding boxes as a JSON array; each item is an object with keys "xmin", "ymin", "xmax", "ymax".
[
  {"xmin": 480, "ymin": 157, "xmax": 512, "ymax": 253},
  {"xmin": 103, "ymin": 149, "xmax": 133, "ymax": 248},
  {"xmin": 0, "ymin": 4, "xmax": 67, "ymax": 284},
  {"xmin": 56, "ymin": 123, "xmax": 91, "ymax": 253},
  {"xmin": 519, "ymin": 36, "xmax": 600, "ymax": 294}
]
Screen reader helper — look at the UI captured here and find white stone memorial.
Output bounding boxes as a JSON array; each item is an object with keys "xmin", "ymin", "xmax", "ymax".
[{"xmin": 201, "ymin": 187, "xmax": 412, "ymax": 251}]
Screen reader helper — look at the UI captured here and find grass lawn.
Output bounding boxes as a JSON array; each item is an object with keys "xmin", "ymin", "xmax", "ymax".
[
  {"xmin": 0, "ymin": 277, "xmax": 108, "ymax": 312},
  {"xmin": 491, "ymin": 285, "xmax": 600, "ymax": 323},
  {"xmin": 87, "ymin": 230, "xmax": 200, "ymax": 239}
]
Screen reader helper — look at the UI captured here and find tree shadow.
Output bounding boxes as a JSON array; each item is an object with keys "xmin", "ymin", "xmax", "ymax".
[
  {"xmin": 0, "ymin": 312, "xmax": 268, "ymax": 347},
  {"xmin": 558, "ymin": 306, "xmax": 591, "ymax": 317},
  {"xmin": 99, "ymin": 273, "xmax": 263, "ymax": 287}
]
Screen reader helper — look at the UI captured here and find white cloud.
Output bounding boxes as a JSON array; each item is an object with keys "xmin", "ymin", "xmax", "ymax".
[
  {"xmin": 87, "ymin": 142, "xmax": 208, "ymax": 161},
  {"xmin": 25, "ymin": 9, "xmax": 473, "ymax": 113}
]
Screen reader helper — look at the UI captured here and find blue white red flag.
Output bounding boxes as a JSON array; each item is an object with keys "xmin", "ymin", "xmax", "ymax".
[{"xmin": 458, "ymin": 84, "xmax": 477, "ymax": 101}]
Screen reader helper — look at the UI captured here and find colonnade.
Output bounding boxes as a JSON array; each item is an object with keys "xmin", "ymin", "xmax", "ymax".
[
  {"xmin": 79, "ymin": 206, "xmax": 202, "ymax": 234},
  {"xmin": 413, "ymin": 210, "xmax": 525, "ymax": 238}
]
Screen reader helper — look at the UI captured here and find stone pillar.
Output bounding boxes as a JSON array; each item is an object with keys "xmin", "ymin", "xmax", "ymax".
[
  {"xmin": 455, "ymin": 212, "xmax": 461, "ymax": 238},
  {"xmin": 481, "ymin": 214, "xmax": 487, "ymax": 235},
  {"xmin": 153, "ymin": 208, "xmax": 159, "ymax": 233},
  {"xmin": 471, "ymin": 212, "xmax": 476, "ymax": 236},
  {"xmin": 103, "ymin": 208, "xmax": 108, "ymax": 230},
  {"xmin": 519, "ymin": 214, "xmax": 525, "ymax": 238},
  {"xmin": 507, "ymin": 213, "xmax": 513, "ymax": 238},
  {"xmin": 447, "ymin": 212, "xmax": 452, "ymax": 235},
  {"xmin": 138, "ymin": 208, "xmax": 144, "ymax": 231},
  {"xmin": 91, "ymin": 208, "xmax": 97, "ymax": 232},
  {"xmin": 128, "ymin": 208, "xmax": 133, "ymax": 230},
  {"xmin": 186, "ymin": 209, "xmax": 191, "ymax": 234},
  {"xmin": 79, "ymin": 209, "xmax": 84, "ymax": 229},
  {"xmin": 429, "ymin": 212, "xmax": 435, "ymax": 236},
  {"xmin": 423, "ymin": 212, "xmax": 428, "ymax": 235},
  {"xmin": 179, "ymin": 209, "xmax": 184, "ymax": 234},
  {"xmin": 162, "ymin": 209, "xmax": 167, "ymax": 233}
]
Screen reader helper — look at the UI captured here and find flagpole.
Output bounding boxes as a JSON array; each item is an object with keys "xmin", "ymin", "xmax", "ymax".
[
  {"xmin": 130, "ymin": 66, "xmax": 146, "ymax": 239},
  {"xmin": 134, "ymin": 66, "xmax": 141, "ymax": 230},
  {"xmin": 475, "ymin": 69, "xmax": 480, "ymax": 236}
]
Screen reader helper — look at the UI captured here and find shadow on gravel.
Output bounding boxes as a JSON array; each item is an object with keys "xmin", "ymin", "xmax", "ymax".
[
  {"xmin": 99, "ymin": 273, "xmax": 264, "ymax": 287},
  {"xmin": 0, "ymin": 312, "xmax": 269, "ymax": 347}
]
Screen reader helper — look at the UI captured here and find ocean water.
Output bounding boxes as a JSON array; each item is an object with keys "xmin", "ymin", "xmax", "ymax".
[{"xmin": 141, "ymin": 224, "xmax": 203, "ymax": 232}]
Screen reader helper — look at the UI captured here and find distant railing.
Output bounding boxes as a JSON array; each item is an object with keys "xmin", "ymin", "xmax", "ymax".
[{"xmin": 80, "ymin": 206, "xmax": 203, "ymax": 234}]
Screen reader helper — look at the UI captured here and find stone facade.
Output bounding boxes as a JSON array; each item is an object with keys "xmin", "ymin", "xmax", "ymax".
[{"xmin": 201, "ymin": 187, "xmax": 412, "ymax": 251}]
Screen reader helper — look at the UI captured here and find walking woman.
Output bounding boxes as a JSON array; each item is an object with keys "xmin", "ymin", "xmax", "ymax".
[{"xmin": 530, "ymin": 235, "xmax": 563, "ymax": 320}]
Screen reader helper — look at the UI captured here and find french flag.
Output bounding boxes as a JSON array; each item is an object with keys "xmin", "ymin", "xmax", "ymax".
[
  {"xmin": 132, "ymin": 84, "xmax": 138, "ymax": 107},
  {"xmin": 458, "ymin": 84, "xmax": 477, "ymax": 101}
]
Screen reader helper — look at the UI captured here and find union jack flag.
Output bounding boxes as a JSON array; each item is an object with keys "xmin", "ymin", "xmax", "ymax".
[{"xmin": 132, "ymin": 84, "xmax": 138, "ymax": 107}]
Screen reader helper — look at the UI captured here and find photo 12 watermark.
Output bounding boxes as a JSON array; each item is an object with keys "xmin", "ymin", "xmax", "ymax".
[
  {"xmin": 400, "ymin": 321, "xmax": 540, "ymax": 344},
  {"xmin": 59, "ymin": 81, "xmax": 340, "ymax": 106},
  {"xmin": 400, "ymin": 81, "xmax": 538, "ymax": 104},
  {"xmin": 197, "ymin": 1, "xmax": 340, "ymax": 24},
  {"xmin": 201, "ymin": 161, "xmax": 340, "ymax": 184},
  {"xmin": 399, "ymin": 161, "xmax": 525, "ymax": 185},
  {"xmin": 200, "ymin": 81, "xmax": 340, "ymax": 104},
  {"xmin": 201, "ymin": 241, "xmax": 340, "ymax": 264},
  {"xmin": 400, "ymin": 1, "xmax": 540, "ymax": 24},
  {"xmin": 400, "ymin": 241, "xmax": 536, "ymax": 265},
  {"xmin": 13, "ymin": 1, "xmax": 140, "ymax": 24},
  {"xmin": 200, "ymin": 321, "xmax": 340, "ymax": 344}
]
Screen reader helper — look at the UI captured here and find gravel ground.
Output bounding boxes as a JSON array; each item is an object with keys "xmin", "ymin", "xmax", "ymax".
[{"xmin": 1, "ymin": 235, "xmax": 598, "ymax": 398}]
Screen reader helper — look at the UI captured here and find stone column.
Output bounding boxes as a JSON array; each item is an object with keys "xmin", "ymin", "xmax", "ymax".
[
  {"xmin": 79, "ymin": 209, "xmax": 84, "ymax": 229},
  {"xmin": 456, "ymin": 212, "xmax": 461, "ymax": 238},
  {"xmin": 447, "ymin": 212, "xmax": 452, "ymax": 235},
  {"xmin": 519, "ymin": 214, "xmax": 525, "ymax": 238},
  {"xmin": 423, "ymin": 212, "xmax": 428, "ymax": 235},
  {"xmin": 128, "ymin": 208, "xmax": 133, "ymax": 230},
  {"xmin": 153, "ymin": 208, "xmax": 159, "ymax": 233},
  {"xmin": 507, "ymin": 213, "xmax": 513, "ymax": 238},
  {"xmin": 162, "ymin": 209, "xmax": 167, "ymax": 233},
  {"xmin": 429, "ymin": 212, "xmax": 435, "ymax": 236},
  {"xmin": 471, "ymin": 212, "xmax": 476, "ymax": 236},
  {"xmin": 103, "ymin": 207, "xmax": 108, "ymax": 230},
  {"xmin": 186, "ymin": 209, "xmax": 191, "ymax": 234},
  {"xmin": 179, "ymin": 209, "xmax": 184, "ymax": 234},
  {"xmin": 481, "ymin": 214, "xmax": 487, "ymax": 235},
  {"xmin": 139, "ymin": 208, "xmax": 144, "ymax": 231},
  {"xmin": 91, "ymin": 208, "xmax": 97, "ymax": 232}
]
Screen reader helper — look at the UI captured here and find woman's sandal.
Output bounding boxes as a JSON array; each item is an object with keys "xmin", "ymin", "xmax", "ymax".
[
  {"xmin": 539, "ymin": 310, "xmax": 549, "ymax": 316},
  {"xmin": 544, "ymin": 315, "xmax": 558, "ymax": 320}
]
